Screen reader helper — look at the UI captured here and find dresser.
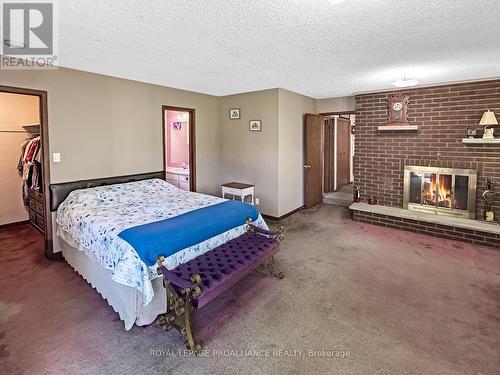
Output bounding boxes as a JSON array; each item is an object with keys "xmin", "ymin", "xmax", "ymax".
[
  {"xmin": 27, "ymin": 189, "xmax": 45, "ymax": 233},
  {"xmin": 166, "ymin": 168, "xmax": 190, "ymax": 191}
]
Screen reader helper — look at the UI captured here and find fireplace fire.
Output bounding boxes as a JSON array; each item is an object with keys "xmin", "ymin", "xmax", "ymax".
[{"xmin": 403, "ymin": 166, "xmax": 477, "ymax": 219}]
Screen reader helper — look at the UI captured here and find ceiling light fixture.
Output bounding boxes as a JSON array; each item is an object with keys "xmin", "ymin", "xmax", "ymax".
[
  {"xmin": 328, "ymin": 0, "xmax": 347, "ymax": 5},
  {"xmin": 392, "ymin": 78, "xmax": 419, "ymax": 88},
  {"xmin": 4, "ymin": 39, "xmax": 26, "ymax": 48}
]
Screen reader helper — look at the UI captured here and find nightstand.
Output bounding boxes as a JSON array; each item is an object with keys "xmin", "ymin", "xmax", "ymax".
[{"xmin": 222, "ymin": 182, "xmax": 255, "ymax": 205}]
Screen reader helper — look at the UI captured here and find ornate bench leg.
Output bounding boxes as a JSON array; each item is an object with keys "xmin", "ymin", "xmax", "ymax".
[
  {"xmin": 264, "ymin": 256, "xmax": 285, "ymax": 279},
  {"xmin": 182, "ymin": 289, "xmax": 201, "ymax": 351},
  {"xmin": 157, "ymin": 279, "xmax": 202, "ymax": 352}
]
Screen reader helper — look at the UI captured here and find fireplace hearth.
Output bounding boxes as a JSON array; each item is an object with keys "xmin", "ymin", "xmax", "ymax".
[{"xmin": 403, "ymin": 166, "xmax": 477, "ymax": 219}]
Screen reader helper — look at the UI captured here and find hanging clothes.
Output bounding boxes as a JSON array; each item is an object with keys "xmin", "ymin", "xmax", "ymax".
[
  {"xmin": 19, "ymin": 136, "xmax": 42, "ymax": 205},
  {"xmin": 23, "ymin": 136, "xmax": 40, "ymax": 162},
  {"xmin": 17, "ymin": 139, "xmax": 31, "ymax": 173}
]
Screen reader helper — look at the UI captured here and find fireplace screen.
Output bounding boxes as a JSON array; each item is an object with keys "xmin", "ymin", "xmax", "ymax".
[{"xmin": 403, "ymin": 166, "xmax": 476, "ymax": 219}]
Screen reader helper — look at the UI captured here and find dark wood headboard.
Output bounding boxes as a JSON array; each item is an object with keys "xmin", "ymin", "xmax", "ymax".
[{"xmin": 49, "ymin": 171, "xmax": 165, "ymax": 211}]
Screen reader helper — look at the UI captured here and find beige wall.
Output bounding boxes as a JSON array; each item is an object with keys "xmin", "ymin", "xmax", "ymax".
[
  {"xmin": 0, "ymin": 132, "xmax": 30, "ymax": 225},
  {"xmin": 0, "ymin": 68, "xmax": 220, "ymax": 195},
  {"xmin": 1, "ymin": 66, "xmax": 317, "ymax": 230},
  {"xmin": 0, "ymin": 93, "xmax": 40, "ymax": 225},
  {"xmin": 0, "ymin": 67, "xmax": 220, "ymax": 251},
  {"xmin": 278, "ymin": 89, "xmax": 316, "ymax": 216},
  {"xmin": 0, "ymin": 93, "xmax": 39, "ymax": 127},
  {"xmin": 218, "ymin": 88, "xmax": 316, "ymax": 217},
  {"xmin": 316, "ymin": 96, "xmax": 355, "ymax": 114},
  {"xmin": 218, "ymin": 89, "xmax": 280, "ymax": 216}
]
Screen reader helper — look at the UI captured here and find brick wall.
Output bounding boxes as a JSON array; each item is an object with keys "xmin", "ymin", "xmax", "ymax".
[{"xmin": 354, "ymin": 79, "xmax": 500, "ymax": 219}]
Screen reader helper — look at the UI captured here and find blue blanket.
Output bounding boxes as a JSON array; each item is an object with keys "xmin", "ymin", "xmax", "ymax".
[{"xmin": 118, "ymin": 200, "xmax": 259, "ymax": 266}]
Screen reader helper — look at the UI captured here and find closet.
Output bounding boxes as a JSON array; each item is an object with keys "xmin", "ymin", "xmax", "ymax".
[
  {"xmin": 0, "ymin": 92, "xmax": 45, "ymax": 233},
  {"xmin": 22, "ymin": 133, "xmax": 45, "ymax": 232}
]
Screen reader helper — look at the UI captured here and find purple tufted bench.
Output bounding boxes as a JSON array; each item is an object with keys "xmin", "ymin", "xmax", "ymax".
[{"xmin": 155, "ymin": 223, "xmax": 284, "ymax": 350}]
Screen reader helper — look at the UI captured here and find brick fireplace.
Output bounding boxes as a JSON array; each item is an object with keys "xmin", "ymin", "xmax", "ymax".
[
  {"xmin": 351, "ymin": 79, "xmax": 500, "ymax": 248},
  {"xmin": 403, "ymin": 165, "xmax": 477, "ymax": 219}
]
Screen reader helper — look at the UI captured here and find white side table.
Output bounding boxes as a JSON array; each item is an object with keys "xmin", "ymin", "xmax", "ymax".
[{"xmin": 222, "ymin": 182, "xmax": 255, "ymax": 205}]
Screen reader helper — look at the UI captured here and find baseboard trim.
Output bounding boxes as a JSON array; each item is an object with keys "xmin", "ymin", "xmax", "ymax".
[
  {"xmin": 0, "ymin": 220, "xmax": 30, "ymax": 230},
  {"xmin": 262, "ymin": 206, "xmax": 304, "ymax": 221}
]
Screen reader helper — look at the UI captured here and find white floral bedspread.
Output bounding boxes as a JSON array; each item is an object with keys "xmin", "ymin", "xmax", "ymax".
[{"xmin": 56, "ymin": 178, "xmax": 267, "ymax": 305}]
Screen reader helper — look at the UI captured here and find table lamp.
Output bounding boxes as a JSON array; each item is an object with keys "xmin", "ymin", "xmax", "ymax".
[{"xmin": 480, "ymin": 110, "xmax": 498, "ymax": 139}]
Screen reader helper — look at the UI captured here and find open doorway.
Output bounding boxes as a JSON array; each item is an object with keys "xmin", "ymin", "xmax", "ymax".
[
  {"xmin": 304, "ymin": 112, "xmax": 355, "ymax": 209},
  {"xmin": 162, "ymin": 105, "xmax": 196, "ymax": 191},
  {"xmin": 323, "ymin": 113, "xmax": 355, "ymax": 206},
  {"xmin": 0, "ymin": 85, "xmax": 53, "ymax": 258}
]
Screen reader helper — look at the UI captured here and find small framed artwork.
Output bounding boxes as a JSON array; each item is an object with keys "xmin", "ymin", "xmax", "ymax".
[
  {"xmin": 171, "ymin": 121, "xmax": 182, "ymax": 130},
  {"xmin": 229, "ymin": 108, "xmax": 240, "ymax": 120},
  {"xmin": 249, "ymin": 120, "xmax": 262, "ymax": 132}
]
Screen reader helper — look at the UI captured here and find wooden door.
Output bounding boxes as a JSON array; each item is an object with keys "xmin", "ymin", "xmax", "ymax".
[
  {"xmin": 323, "ymin": 118, "xmax": 335, "ymax": 193},
  {"xmin": 336, "ymin": 117, "xmax": 351, "ymax": 190},
  {"xmin": 304, "ymin": 113, "xmax": 324, "ymax": 208}
]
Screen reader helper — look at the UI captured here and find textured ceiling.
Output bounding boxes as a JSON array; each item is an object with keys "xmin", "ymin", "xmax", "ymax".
[{"xmin": 58, "ymin": 0, "xmax": 500, "ymax": 98}]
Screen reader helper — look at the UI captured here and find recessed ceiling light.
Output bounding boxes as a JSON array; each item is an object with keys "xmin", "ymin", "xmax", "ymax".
[
  {"xmin": 4, "ymin": 39, "xmax": 26, "ymax": 48},
  {"xmin": 329, "ymin": 0, "xmax": 347, "ymax": 5},
  {"xmin": 392, "ymin": 78, "xmax": 419, "ymax": 88}
]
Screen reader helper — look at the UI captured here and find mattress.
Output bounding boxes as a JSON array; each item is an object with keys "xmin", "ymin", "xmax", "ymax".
[{"xmin": 56, "ymin": 178, "xmax": 268, "ymax": 305}]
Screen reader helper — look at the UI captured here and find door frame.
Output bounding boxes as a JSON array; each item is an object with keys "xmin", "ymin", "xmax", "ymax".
[
  {"xmin": 323, "ymin": 117, "xmax": 335, "ymax": 193},
  {"xmin": 161, "ymin": 105, "xmax": 196, "ymax": 191},
  {"xmin": 320, "ymin": 111, "xmax": 355, "ymax": 193},
  {"xmin": 335, "ymin": 116, "xmax": 351, "ymax": 190},
  {"xmin": 0, "ymin": 85, "xmax": 55, "ymax": 259}
]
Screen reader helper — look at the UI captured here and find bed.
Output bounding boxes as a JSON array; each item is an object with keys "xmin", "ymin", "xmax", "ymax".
[{"xmin": 50, "ymin": 173, "xmax": 268, "ymax": 330}]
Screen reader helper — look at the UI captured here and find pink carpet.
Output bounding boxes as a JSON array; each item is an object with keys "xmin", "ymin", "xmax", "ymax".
[{"xmin": 1, "ymin": 204, "xmax": 499, "ymax": 374}]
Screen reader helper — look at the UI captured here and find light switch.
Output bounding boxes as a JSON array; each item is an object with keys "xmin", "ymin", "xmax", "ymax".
[{"xmin": 52, "ymin": 152, "xmax": 61, "ymax": 163}]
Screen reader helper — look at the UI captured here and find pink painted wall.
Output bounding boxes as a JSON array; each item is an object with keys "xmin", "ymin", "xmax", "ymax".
[{"xmin": 165, "ymin": 110, "xmax": 189, "ymax": 167}]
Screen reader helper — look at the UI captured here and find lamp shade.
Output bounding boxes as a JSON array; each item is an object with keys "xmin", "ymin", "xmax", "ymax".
[{"xmin": 479, "ymin": 110, "xmax": 498, "ymax": 125}]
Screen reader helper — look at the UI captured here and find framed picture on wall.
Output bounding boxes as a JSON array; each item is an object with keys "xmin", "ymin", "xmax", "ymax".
[
  {"xmin": 229, "ymin": 108, "xmax": 240, "ymax": 119},
  {"xmin": 171, "ymin": 121, "xmax": 182, "ymax": 130},
  {"xmin": 249, "ymin": 120, "xmax": 262, "ymax": 131}
]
